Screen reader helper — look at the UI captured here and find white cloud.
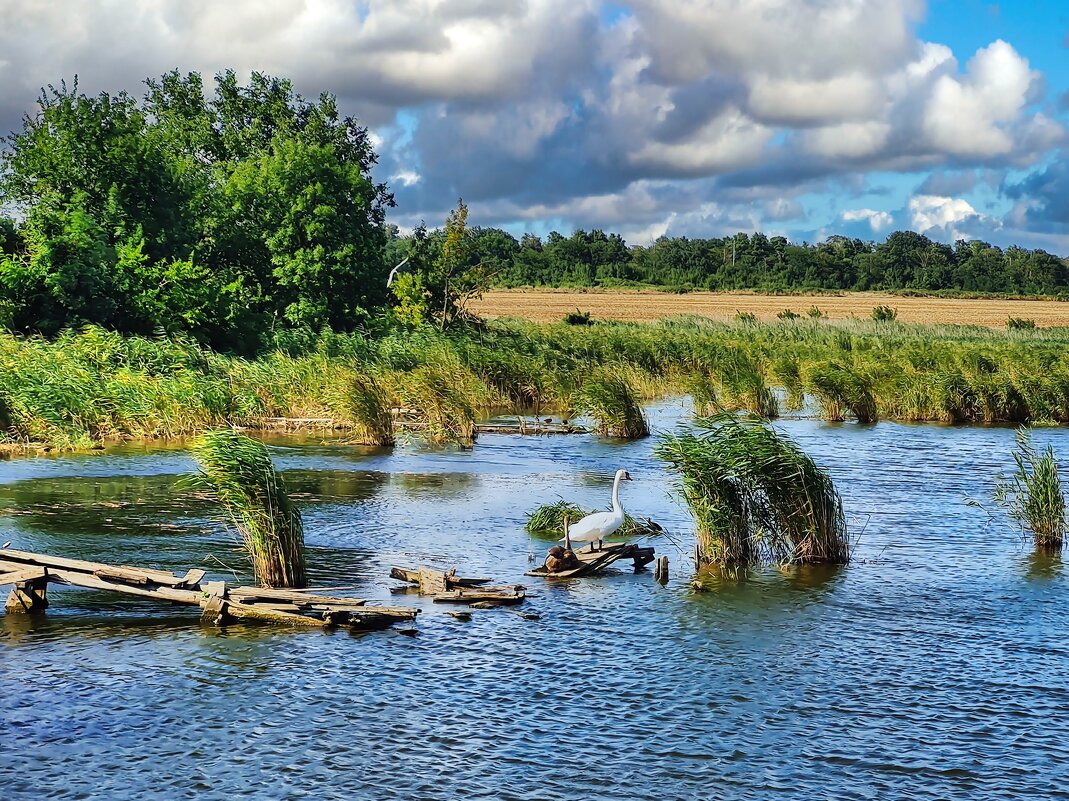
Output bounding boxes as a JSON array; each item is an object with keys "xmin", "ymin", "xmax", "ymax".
[
  {"xmin": 923, "ymin": 40, "xmax": 1039, "ymax": 158},
  {"xmin": 842, "ymin": 208, "xmax": 894, "ymax": 232},
  {"xmin": 908, "ymin": 194, "xmax": 982, "ymax": 234}
]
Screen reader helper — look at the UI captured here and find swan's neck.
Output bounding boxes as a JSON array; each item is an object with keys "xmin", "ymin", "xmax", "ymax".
[{"xmin": 611, "ymin": 474, "xmax": 624, "ymax": 515}]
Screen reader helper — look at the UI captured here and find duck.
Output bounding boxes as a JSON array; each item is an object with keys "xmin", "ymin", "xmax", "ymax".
[{"xmin": 561, "ymin": 468, "xmax": 633, "ymax": 551}]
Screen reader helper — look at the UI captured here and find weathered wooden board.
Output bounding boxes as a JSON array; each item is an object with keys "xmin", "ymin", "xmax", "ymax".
[
  {"xmin": 0, "ymin": 566, "xmax": 47, "ymax": 586},
  {"xmin": 0, "ymin": 549, "xmax": 189, "ymax": 586},
  {"xmin": 1, "ymin": 547, "xmax": 417, "ymax": 631},
  {"xmin": 432, "ymin": 585, "xmax": 526, "ymax": 606},
  {"xmin": 391, "ymin": 566, "xmax": 492, "ymax": 589}
]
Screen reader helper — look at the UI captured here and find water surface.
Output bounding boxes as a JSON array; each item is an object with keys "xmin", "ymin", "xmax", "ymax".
[{"xmin": 3, "ymin": 403, "xmax": 1069, "ymax": 800}]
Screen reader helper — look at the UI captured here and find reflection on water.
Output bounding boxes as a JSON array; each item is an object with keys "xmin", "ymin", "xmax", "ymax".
[{"xmin": 4, "ymin": 408, "xmax": 1069, "ymax": 800}]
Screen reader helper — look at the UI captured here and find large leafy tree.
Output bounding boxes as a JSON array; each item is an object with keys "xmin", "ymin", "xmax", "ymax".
[{"xmin": 0, "ymin": 71, "xmax": 393, "ymax": 350}]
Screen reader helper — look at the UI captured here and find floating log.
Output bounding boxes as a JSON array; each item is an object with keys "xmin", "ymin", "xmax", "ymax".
[
  {"xmin": 0, "ymin": 547, "xmax": 417, "ymax": 630},
  {"xmin": 390, "ymin": 566, "xmax": 493, "ymax": 591},
  {"xmin": 526, "ymin": 542, "xmax": 656, "ymax": 579}
]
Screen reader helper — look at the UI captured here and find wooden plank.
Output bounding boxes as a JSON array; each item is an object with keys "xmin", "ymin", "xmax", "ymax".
[
  {"xmin": 0, "ymin": 566, "xmax": 47, "ymax": 586},
  {"xmin": 432, "ymin": 586, "xmax": 525, "ymax": 605},
  {"xmin": 93, "ymin": 566, "xmax": 151, "ymax": 586},
  {"xmin": 45, "ymin": 566, "xmax": 203, "ymax": 605},
  {"xmin": 0, "ymin": 549, "xmax": 184, "ymax": 585},
  {"xmin": 229, "ymin": 586, "xmax": 368, "ymax": 607},
  {"xmin": 392, "ymin": 565, "xmax": 492, "ymax": 589},
  {"xmin": 177, "ymin": 569, "xmax": 206, "ymax": 588},
  {"xmin": 390, "ymin": 567, "xmax": 420, "ymax": 584},
  {"xmin": 417, "ymin": 567, "xmax": 448, "ymax": 595}
]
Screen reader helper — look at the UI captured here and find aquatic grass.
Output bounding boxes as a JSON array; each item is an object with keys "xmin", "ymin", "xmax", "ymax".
[
  {"xmin": 524, "ymin": 498, "xmax": 663, "ymax": 539},
  {"xmin": 655, "ymin": 413, "xmax": 849, "ymax": 568},
  {"xmin": 191, "ymin": 429, "xmax": 307, "ymax": 588},
  {"xmin": 685, "ymin": 371, "xmax": 721, "ymax": 416},
  {"xmin": 994, "ymin": 429, "xmax": 1066, "ymax": 549},
  {"xmin": 334, "ymin": 372, "xmax": 394, "ymax": 446},
  {"xmin": 392, "ymin": 357, "xmax": 483, "ymax": 446},
  {"xmin": 574, "ymin": 367, "xmax": 649, "ymax": 439},
  {"xmin": 804, "ymin": 362, "xmax": 877, "ymax": 423}
]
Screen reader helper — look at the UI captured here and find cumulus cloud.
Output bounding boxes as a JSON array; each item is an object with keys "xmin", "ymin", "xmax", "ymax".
[
  {"xmin": 908, "ymin": 194, "xmax": 986, "ymax": 237},
  {"xmin": 0, "ymin": 1, "xmax": 1065, "ymax": 246},
  {"xmin": 841, "ymin": 208, "xmax": 895, "ymax": 233}
]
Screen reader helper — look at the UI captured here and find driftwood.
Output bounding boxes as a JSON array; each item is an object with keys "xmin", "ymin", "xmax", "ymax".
[
  {"xmin": 0, "ymin": 547, "xmax": 417, "ymax": 630},
  {"xmin": 391, "ymin": 565, "xmax": 526, "ymax": 606},
  {"xmin": 526, "ymin": 542, "xmax": 656, "ymax": 579}
]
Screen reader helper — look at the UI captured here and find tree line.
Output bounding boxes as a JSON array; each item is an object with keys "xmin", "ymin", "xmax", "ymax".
[
  {"xmin": 405, "ymin": 227, "xmax": 1069, "ymax": 297},
  {"xmin": 3, "ymin": 70, "xmax": 1068, "ymax": 356}
]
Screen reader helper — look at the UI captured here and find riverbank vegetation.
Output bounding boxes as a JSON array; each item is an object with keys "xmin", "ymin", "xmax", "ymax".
[{"xmin": 2, "ymin": 315, "xmax": 1069, "ymax": 452}]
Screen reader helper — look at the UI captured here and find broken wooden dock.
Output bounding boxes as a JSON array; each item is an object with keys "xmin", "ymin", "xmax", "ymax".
[
  {"xmin": 0, "ymin": 548, "xmax": 418, "ymax": 630},
  {"xmin": 390, "ymin": 566, "xmax": 526, "ymax": 605},
  {"xmin": 260, "ymin": 415, "xmax": 586, "ymax": 436},
  {"xmin": 526, "ymin": 542, "xmax": 656, "ymax": 579}
]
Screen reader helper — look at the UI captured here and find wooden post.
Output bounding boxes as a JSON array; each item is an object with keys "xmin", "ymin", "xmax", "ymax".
[
  {"xmin": 6, "ymin": 575, "xmax": 48, "ymax": 613},
  {"xmin": 654, "ymin": 555, "xmax": 669, "ymax": 584}
]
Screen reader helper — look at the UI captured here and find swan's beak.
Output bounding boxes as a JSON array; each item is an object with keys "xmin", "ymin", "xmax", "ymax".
[{"xmin": 624, "ymin": 471, "xmax": 633, "ymax": 481}]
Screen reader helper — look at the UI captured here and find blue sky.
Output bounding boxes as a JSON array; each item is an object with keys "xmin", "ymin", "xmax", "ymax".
[{"xmin": 2, "ymin": 1, "xmax": 1068, "ymax": 251}]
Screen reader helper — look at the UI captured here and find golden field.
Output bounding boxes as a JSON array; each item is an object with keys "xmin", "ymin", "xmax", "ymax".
[{"xmin": 473, "ymin": 289, "xmax": 1069, "ymax": 328}]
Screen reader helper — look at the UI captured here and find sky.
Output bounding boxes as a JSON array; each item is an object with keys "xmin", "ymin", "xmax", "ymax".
[{"xmin": 2, "ymin": 0, "xmax": 1068, "ymax": 251}]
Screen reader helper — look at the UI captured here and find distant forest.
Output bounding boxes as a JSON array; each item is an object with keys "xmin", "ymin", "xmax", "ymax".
[{"xmin": 393, "ymin": 227, "xmax": 1069, "ymax": 296}]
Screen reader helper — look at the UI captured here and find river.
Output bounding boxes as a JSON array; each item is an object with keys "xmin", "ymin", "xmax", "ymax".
[{"xmin": 3, "ymin": 401, "xmax": 1069, "ymax": 800}]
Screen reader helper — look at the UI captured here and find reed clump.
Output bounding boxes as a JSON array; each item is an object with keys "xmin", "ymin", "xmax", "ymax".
[
  {"xmin": 804, "ymin": 362, "xmax": 877, "ymax": 423},
  {"xmin": 655, "ymin": 414, "xmax": 849, "ymax": 568},
  {"xmin": 994, "ymin": 430, "xmax": 1066, "ymax": 549},
  {"xmin": 191, "ymin": 430, "xmax": 307, "ymax": 588},
  {"xmin": 574, "ymin": 368, "xmax": 649, "ymax": 439},
  {"xmin": 524, "ymin": 498, "xmax": 663, "ymax": 539},
  {"xmin": 334, "ymin": 372, "xmax": 394, "ymax": 446}
]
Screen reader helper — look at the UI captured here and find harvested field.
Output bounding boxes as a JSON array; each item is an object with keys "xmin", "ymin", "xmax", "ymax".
[{"xmin": 474, "ymin": 289, "xmax": 1069, "ymax": 329}]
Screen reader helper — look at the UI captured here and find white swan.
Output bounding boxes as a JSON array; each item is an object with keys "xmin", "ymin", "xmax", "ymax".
[{"xmin": 561, "ymin": 469, "xmax": 633, "ymax": 551}]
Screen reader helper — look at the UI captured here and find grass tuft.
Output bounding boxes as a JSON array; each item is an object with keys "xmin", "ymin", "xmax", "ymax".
[
  {"xmin": 191, "ymin": 430, "xmax": 307, "ymax": 588},
  {"xmin": 994, "ymin": 429, "xmax": 1066, "ymax": 549}
]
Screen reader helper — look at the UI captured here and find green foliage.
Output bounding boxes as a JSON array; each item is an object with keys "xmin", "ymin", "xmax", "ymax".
[
  {"xmin": 804, "ymin": 362, "xmax": 878, "ymax": 423},
  {"xmin": 191, "ymin": 430, "xmax": 306, "ymax": 588},
  {"xmin": 1008, "ymin": 317, "xmax": 1037, "ymax": 331},
  {"xmin": 871, "ymin": 305, "xmax": 898, "ymax": 322},
  {"xmin": 807, "ymin": 305, "xmax": 825, "ymax": 319},
  {"xmin": 778, "ymin": 308, "xmax": 801, "ymax": 321},
  {"xmin": 390, "ymin": 199, "xmax": 491, "ymax": 330},
  {"xmin": 655, "ymin": 414, "xmax": 849, "ymax": 567},
  {"xmin": 734, "ymin": 310, "xmax": 757, "ymax": 324},
  {"xmin": 993, "ymin": 430, "xmax": 1066, "ymax": 548},
  {"xmin": 483, "ymin": 226, "xmax": 1069, "ymax": 297},
  {"xmin": 333, "ymin": 372, "xmax": 394, "ymax": 446},
  {"xmin": 0, "ymin": 71, "xmax": 392, "ymax": 351},
  {"xmin": 524, "ymin": 498, "xmax": 663, "ymax": 539},
  {"xmin": 564, "ymin": 309, "xmax": 593, "ymax": 326},
  {"xmin": 574, "ymin": 368, "xmax": 649, "ymax": 439}
]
